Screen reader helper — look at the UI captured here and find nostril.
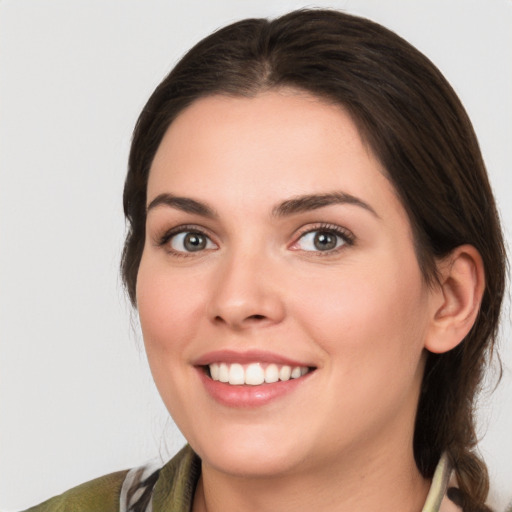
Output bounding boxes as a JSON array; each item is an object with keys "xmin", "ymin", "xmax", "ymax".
[{"xmin": 213, "ymin": 313, "xmax": 267, "ymax": 326}]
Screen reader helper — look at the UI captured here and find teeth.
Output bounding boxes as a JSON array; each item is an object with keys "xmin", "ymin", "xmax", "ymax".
[
  {"xmin": 228, "ymin": 363, "xmax": 245, "ymax": 385},
  {"xmin": 291, "ymin": 367, "xmax": 302, "ymax": 379},
  {"xmin": 279, "ymin": 365, "xmax": 291, "ymax": 381},
  {"xmin": 245, "ymin": 363, "xmax": 265, "ymax": 385},
  {"xmin": 219, "ymin": 363, "xmax": 229, "ymax": 383},
  {"xmin": 265, "ymin": 364, "xmax": 279, "ymax": 383},
  {"xmin": 208, "ymin": 362, "xmax": 310, "ymax": 385},
  {"xmin": 210, "ymin": 363, "xmax": 220, "ymax": 380}
]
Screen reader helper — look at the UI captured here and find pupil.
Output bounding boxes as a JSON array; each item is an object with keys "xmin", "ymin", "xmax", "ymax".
[
  {"xmin": 184, "ymin": 233, "xmax": 206, "ymax": 251},
  {"xmin": 314, "ymin": 232, "xmax": 336, "ymax": 250}
]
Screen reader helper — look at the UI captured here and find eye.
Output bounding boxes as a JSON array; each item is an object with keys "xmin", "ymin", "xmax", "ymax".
[
  {"xmin": 162, "ymin": 229, "xmax": 217, "ymax": 254},
  {"xmin": 293, "ymin": 226, "xmax": 352, "ymax": 253}
]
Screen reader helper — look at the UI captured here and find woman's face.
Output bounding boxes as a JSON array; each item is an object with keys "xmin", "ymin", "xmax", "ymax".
[{"xmin": 137, "ymin": 90, "xmax": 438, "ymax": 478}]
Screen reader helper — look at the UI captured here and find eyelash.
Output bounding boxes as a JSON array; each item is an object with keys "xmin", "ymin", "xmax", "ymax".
[
  {"xmin": 155, "ymin": 222, "xmax": 355, "ymax": 257},
  {"xmin": 156, "ymin": 224, "xmax": 216, "ymax": 257},
  {"xmin": 291, "ymin": 223, "xmax": 355, "ymax": 255}
]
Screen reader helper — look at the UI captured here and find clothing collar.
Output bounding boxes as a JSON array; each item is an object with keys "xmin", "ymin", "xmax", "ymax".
[
  {"xmin": 422, "ymin": 453, "xmax": 461, "ymax": 512},
  {"xmin": 123, "ymin": 446, "xmax": 461, "ymax": 512}
]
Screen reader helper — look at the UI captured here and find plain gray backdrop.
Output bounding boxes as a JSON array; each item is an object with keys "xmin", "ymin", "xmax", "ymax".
[{"xmin": 1, "ymin": 0, "xmax": 511, "ymax": 510}]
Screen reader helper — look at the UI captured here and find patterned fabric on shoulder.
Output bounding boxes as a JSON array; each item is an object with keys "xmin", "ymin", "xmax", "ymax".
[{"xmin": 119, "ymin": 460, "xmax": 162, "ymax": 512}]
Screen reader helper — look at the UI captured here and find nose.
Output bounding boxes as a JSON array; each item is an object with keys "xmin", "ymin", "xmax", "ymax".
[{"xmin": 207, "ymin": 251, "xmax": 286, "ymax": 330}]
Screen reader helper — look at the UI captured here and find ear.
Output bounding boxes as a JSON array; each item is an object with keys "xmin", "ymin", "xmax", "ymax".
[{"xmin": 424, "ymin": 245, "xmax": 485, "ymax": 354}]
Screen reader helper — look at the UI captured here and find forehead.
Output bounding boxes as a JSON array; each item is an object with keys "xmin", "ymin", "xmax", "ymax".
[{"xmin": 147, "ymin": 90, "xmax": 403, "ymax": 221}]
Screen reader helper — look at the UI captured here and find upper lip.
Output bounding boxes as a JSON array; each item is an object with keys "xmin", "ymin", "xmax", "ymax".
[{"xmin": 192, "ymin": 349, "xmax": 314, "ymax": 368}]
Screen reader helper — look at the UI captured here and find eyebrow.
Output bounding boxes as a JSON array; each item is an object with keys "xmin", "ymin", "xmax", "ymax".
[
  {"xmin": 147, "ymin": 193, "xmax": 218, "ymax": 218},
  {"xmin": 272, "ymin": 192, "xmax": 379, "ymax": 218},
  {"xmin": 146, "ymin": 191, "xmax": 378, "ymax": 219}
]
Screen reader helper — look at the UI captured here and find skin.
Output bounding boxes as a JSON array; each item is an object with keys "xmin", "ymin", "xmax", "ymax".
[{"xmin": 136, "ymin": 90, "xmax": 458, "ymax": 511}]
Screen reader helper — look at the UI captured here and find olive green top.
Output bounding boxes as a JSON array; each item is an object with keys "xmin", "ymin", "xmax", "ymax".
[
  {"xmin": 24, "ymin": 445, "xmax": 200, "ymax": 512},
  {"xmin": 23, "ymin": 446, "xmax": 461, "ymax": 512}
]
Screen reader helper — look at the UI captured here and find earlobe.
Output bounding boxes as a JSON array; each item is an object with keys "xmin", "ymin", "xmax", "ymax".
[{"xmin": 424, "ymin": 245, "xmax": 485, "ymax": 354}]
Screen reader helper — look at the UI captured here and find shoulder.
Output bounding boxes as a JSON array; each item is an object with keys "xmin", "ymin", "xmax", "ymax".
[
  {"xmin": 22, "ymin": 446, "xmax": 200, "ymax": 512},
  {"xmin": 22, "ymin": 469, "xmax": 129, "ymax": 512}
]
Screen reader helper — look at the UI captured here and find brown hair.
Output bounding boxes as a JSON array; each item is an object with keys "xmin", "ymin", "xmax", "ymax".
[{"xmin": 121, "ymin": 9, "xmax": 506, "ymax": 510}]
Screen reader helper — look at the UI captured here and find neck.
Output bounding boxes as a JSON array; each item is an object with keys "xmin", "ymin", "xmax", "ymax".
[{"xmin": 192, "ymin": 443, "xmax": 430, "ymax": 512}]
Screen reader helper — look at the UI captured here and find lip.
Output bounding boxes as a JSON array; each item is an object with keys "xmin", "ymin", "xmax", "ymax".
[
  {"xmin": 193, "ymin": 350, "xmax": 316, "ymax": 408},
  {"xmin": 193, "ymin": 349, "xmax": 312, "ymax": 367},
  {"xmin": 197, "ymin": 368, "xmax": 313, "ymax": 408}
]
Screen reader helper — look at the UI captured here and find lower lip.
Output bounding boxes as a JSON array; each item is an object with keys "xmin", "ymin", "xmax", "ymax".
[{"xmin": 197, "ymin": 368, "xmax": 312, "ymax": 408}]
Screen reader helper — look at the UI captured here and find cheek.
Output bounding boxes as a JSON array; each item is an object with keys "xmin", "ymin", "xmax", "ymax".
[
  {"xmin": 136, "ymin": 258, "xmax": 204, "ymax": 359},
  {"xmin": 293, "ymin": 258, "xmax": 429, "ymax": 371},
  {"xmin": 136, "ymin": 258, "xmax": 207, "ymax": 420},
  {"xmin": 297, "ymin": 261, "xmax": 430, "ymax": 430}
]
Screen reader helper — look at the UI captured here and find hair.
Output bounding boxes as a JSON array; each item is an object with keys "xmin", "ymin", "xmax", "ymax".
[{"xmin": 121, "ymin": 9, "xmax": 506, "ymax": 510}]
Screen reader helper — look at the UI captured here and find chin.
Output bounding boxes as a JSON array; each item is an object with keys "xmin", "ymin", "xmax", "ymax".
[
  {"xmin": 205, "ymin": 449, "xmax": 303, "ymax": 479},
  {"xmin": 190, "ymin": 428, "xmax": 308, "ymax": 478}
]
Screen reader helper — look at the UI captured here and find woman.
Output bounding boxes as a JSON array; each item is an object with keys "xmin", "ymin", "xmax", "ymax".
[{"xmin": 25, "ymin": 9, "xmax": 506, "ymax": 512}]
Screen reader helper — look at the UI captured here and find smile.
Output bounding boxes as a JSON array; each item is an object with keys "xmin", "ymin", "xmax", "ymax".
[
  {"xmin": 208, "ymin": 362, "xmax": 310, "ymax": 386},
  {"xmin": 194, "ymin": 350, "xmax": 316, "ymax": 407}
]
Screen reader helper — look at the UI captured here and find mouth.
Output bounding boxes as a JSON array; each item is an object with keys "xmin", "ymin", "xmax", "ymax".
[
  {"xmin": 205, "ymin": 362, "xmax": 314, "ymax": 386},
  {"xmin": 193, "ymin": 350, "xmax": 317, "ymax": 407}
]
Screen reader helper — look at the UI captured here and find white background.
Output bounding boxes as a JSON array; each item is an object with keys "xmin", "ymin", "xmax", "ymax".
[{"xmin": 0, "ymin": 0, "xmax": 511, "ymax": 510}]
